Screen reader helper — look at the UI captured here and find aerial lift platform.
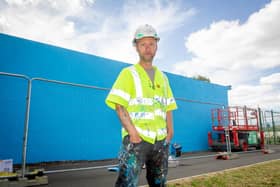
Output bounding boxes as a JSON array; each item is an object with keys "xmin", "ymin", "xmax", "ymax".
[{"xmin": 208, "ymin": 106, "xmax": 265, "ymax": 152}]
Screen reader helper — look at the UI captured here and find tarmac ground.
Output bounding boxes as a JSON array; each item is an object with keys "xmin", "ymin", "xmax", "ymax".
[{"xmin": 23, "ymin": 145, "xmax": 280, "ymax": 187}]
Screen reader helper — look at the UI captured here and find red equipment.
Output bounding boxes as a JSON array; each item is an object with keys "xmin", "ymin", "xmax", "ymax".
[{"xmin": 208, "ymin": 106, "xmax": 264, "ymax": 151}]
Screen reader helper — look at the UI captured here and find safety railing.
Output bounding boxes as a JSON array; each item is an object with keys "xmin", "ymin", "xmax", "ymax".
[{"xmin": 0, "ymin": 71, "xmax": 110, "ymax": 177}]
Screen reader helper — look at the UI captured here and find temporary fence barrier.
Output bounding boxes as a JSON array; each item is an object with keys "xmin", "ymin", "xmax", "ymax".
[
  {"xmin": 260, "ymin": 110, "xmax": 280, "ymax": 144},
  {"xmin": 0, "ymin": 72, "xmax": 109, "ymax": 177},
  {"xmin": 0, "ymin": 71, "xmax": 278, "ymax": 176}
]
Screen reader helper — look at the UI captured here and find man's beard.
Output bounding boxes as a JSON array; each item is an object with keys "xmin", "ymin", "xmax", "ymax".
[{"xmin": 140, "ymin": 53, "xmax": 155, "ymax": 63}]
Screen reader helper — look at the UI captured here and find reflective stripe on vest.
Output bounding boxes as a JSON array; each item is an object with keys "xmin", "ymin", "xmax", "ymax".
[
  {"xmin": 157, "ymin": 128, "xmax": 167, "ymax": 136},
  {"xmin": 128, "ymin": 96, "xmax": 168, "ymax": 106},
  {"xmin": 135, "ymin": 126, "xmax": 157, "ymax": 140},
  {"xmin": 154, "ymin": 109, "xmax": 166, "ymax": 119},
  {"xmin": 121, "ymin": 127, "xmax": 157, "ymax": 142},
  {"xmin": 154, "ymin": 95, "xmax": 167, "ymax": 106},
  {"xmin": 129, "ymin": 109, "xmax": 166, "ymax": 120},
  {"xmin": 129, "ymin": 112, "xmax": 154, "ymax": 120},
  {"xmin": 129, "ymin": 97, "xmax": 153, "ymax": 106},
  {"xmin": 167, "ymin": 98, "xmax": 175, "ymax": 106},
  {"xmin": 109, "ymin": 88, "xmax": 130, "ymax": 102},
  {"xmin": 129, "ymin": 66, "xmax": 143, "ymax": 98}
]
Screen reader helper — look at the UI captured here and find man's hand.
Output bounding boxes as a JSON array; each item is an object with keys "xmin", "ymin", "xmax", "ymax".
[
  {"xmin": 116, "ymin": 104, "xmax": 142, "ymax": 143},
  {"xmin": 165, "ymin": 134, "xmax": 172, "ymax": 144},
  {"xmin": 129, "ymin": 130, "xmax": 142, "ymax": 143}
]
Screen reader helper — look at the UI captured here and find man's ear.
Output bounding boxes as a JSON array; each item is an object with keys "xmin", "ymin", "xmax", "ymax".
[{"xmin": 135, "ymin": 44, "xmax": 139, "ymax": 53}]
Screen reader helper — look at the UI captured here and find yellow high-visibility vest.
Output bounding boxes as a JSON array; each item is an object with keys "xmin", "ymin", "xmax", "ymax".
[{"xmin": 105, "ymin": 63, "xmax": 177, "ymax": 144}]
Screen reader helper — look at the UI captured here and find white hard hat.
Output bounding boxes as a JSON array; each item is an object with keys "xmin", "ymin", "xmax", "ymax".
[{"xmin": 133, "ymin": 24, "xmax": 160, "ymax": 45}]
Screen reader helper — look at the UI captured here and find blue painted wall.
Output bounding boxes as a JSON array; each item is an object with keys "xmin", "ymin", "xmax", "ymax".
[{"xmin": 0, "ymin": 33, "xmax": 229, "ymax": 164}]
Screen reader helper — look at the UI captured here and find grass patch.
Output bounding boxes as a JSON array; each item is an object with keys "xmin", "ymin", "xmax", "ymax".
[{"xmin": 168, "ymin": 159, "xmax": 280, "ymax": 187}]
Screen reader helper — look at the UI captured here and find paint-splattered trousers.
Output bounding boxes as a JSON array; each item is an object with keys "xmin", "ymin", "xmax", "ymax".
[{"xmin": 115, "ymin": 136, "xmax": 169, "ymax": 187}]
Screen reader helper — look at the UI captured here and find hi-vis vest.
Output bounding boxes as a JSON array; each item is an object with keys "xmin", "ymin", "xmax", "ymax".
[{"xmin": 105, "ymin": 63, "xmax": 177, "ymax": 144}]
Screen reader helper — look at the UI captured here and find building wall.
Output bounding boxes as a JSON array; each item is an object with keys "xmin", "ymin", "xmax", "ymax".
[{"xmin": 0, "ymin": 33, "xmax": 229, "ymax": 164}]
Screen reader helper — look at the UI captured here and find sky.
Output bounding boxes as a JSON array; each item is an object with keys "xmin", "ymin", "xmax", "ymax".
[{"xmin": 0, "ymin": 0, "xmax": 279, "ymax": 111}]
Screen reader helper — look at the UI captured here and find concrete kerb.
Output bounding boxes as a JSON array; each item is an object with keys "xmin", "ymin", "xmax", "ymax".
[{"xmin": 139, "ymin": 159, "xmax": 280, "ymax": 187}]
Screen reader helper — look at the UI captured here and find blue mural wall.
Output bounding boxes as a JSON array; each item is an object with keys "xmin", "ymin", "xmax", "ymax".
[{"xmin": 0, "ymin": 33, "xmax": 229, "ymax": 164}]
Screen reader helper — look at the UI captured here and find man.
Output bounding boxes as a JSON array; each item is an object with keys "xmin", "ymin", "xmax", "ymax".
[{"xmin": 105, "ymin": 24, "xmax": 177, "ymax": 187}]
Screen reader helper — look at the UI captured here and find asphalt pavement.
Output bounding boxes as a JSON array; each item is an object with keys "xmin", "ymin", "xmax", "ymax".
[{"xmin": 39, "ymin": 145, "xmax": 280, "ymax": 187}]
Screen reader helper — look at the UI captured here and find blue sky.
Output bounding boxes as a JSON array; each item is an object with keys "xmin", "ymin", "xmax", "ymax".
[{"xmin": 0, "ymin": 0, "xmax": 279, "ymax": 111}]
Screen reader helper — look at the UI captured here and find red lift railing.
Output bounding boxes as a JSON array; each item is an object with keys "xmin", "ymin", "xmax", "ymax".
[
  {"xmin": 211, "ymin": 106, "xmax": 259, "ymax": 131},
  {"xmin": 209, "ymin": 106, "xmax": 264, "ymax": 151}
]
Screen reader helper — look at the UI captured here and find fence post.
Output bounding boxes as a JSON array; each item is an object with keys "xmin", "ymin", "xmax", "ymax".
[
  {"xmin": 258, "ymin": 107, "xmax": 263, "ymax": 131},
  {"xmin": 21, "ymin": 79, "xmax": 32, "ymax": 177},
  {"xmin": 0, "ymin": 72, "xmax": 32, "ymax": 177},
  {"xmin": 271, "ymin": 110, "xmax": 276, "ymax": 144},
  {"xmin": 225, "ymin": 127, "xmax": 231, "ymax": 154}
]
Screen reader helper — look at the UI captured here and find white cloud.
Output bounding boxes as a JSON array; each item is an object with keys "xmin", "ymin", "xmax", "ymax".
[
  {"xmin": 0, "ymin": 0, "xmax": 194, "ymax": 64},
  {"xmin": 260, "ymin": 73, "xmax": 280, "ymax": 85},
  {"xmin": 87, "ymin": 0, "xmax": 196, "ymax": 63},
  {"xmin": 122, "ymin": 0, "xmax": 195, "ymax": 33},
  {"xmin": 173, "ymin": 0, "xmax": 280, "ymax": 111},
  {"xmin": 229, "ymin": 83, "xmax": 279, "ymax": 110},
  {"xmin": 0, "ymin": 0, "xmax": 97, "ymax": 52}
]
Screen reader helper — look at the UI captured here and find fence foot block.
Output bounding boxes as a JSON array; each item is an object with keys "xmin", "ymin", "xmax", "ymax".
[
  {"xmin": 0, "ymin": 169, "xmax": 48, "ymax": 187},
  {"xmin": 216, "ymin": 152, "xmax": 239, "ymax": 160},
  {"xmin": 262, "ymin": 149, "xmax": 275, "ymax": 154}
]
